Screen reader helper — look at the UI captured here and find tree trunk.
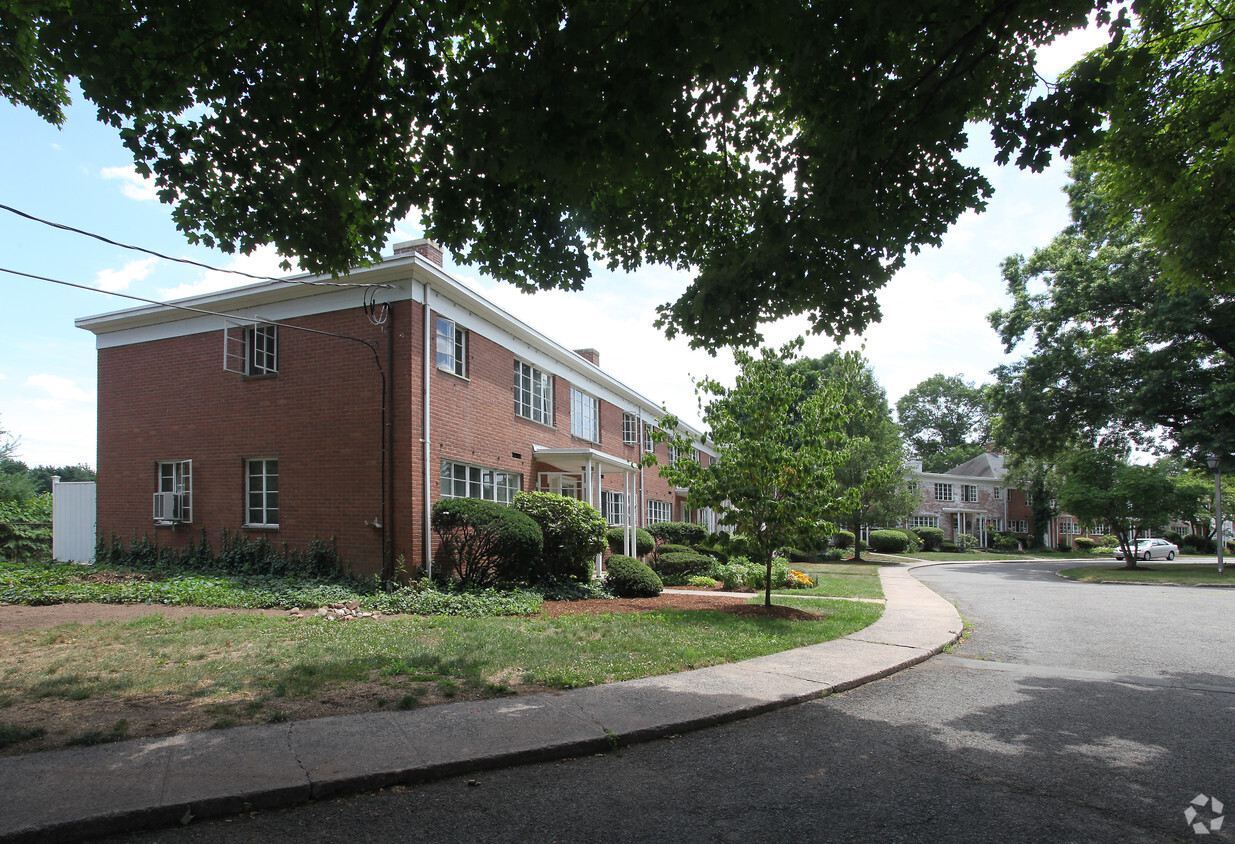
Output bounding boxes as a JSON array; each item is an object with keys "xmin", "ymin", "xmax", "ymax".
[
  {"xmin": 764, "ymin": 552, "xmax": 773, "ymax": 607},
  {"xmin": 850, "ymin": 516, "xmax": 863, "ymax": 562}
]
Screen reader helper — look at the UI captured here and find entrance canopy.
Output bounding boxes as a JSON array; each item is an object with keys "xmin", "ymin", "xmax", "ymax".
[{"xmin": 532, "ymin": 445, "xmax": 641, "ymax": 573}]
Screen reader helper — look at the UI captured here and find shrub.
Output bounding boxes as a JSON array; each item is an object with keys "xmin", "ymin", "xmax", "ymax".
[
  {"xmin": 654, "ymin": 543, "xmax": 694, "ymax": 556},
  {"xmin": 1163, "ymin": 530, "xmax": 1184, "ymax": 546},
  {"xmin": 0, "ymin": 494, "xmax": 52, "ymax": 562},
  {"xmin": 913, "ymin": 526, "xmax": 944, "ymax": 552},
  {"xmin": 992, "ymin": 533, "xmax": 1020, "ymax": 551},
  {"xmin": 822, "ymin": 547, "xmax": 844, "ymax": 561},
  {"xmin": 868, "ymin": 529, "xmax": 910, "ymax": 554},
  {"xmin": 1073, "ymin": 537, "xmax": 1098, "ymax": 551},
  {"xmin": 431, "ymin": 498, "xmax": 543, "ymax": 586},
  {"xmin": 782, "ymin": 547, "xmax": 812, "ymax": 563},
  {"xmin": 651, "ymin": 550, "xmax": 715, "ymax": 583},
  {"xmin": 941, "ymin": 540, "xmax": 958, "ymax": 552},
  {"xmin": 693, "ymin": 545, "xmax": 729, "ymax": 564},
  {"xmin": 647, "ymin": 522, "xmax": 707, "ymax": 546},
  {"xmin": 895, "ymin": 529, "xmax": 922, "ymax": 553},
  {"xmin": 685, "ymin": 574, "xmax": 718, "ymax": 588},
  {"xmin": 95, "ymin": 529, "xmax": 356, "ymax": 582},
  {"xmin": 833, "ymin": 530, "xmax": 855, "ymax": 550},
  {"xmin": 512, "ymin": 492, "xmax": 607, "ymax": 583},
  {"xmin": 605, "ymin": 527, "xmax": 655, "ymax": 557},
  {"xmin": 955, "ymin": 533, "xmax": 978, "ymax": 552},
  {"xmin": 605, "ymin": 555, "xmax": 663, "ymax": 597}
]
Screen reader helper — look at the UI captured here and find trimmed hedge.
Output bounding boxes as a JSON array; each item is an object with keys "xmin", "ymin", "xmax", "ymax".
[
  {"xmin": 651, "ymin": 550, "xmax": 715, "ymax": 582},
  {"xmin": 868, "ymin": 529, "xmax": 910, "ymax": 554},
  {"xmin": 605, "ymin": 555, "xmax": 663, "ymax": 597},
  {"xmin": 512, "ymin": 492, "xmax": 607, "ymax": 583},
  {"xmin": 605, "ymin": 526, "xmax": 655, "ymax": 557},
  {"xmin": 912, "ymin": 526, "xmax": 945, "ymax": 552},
  {"xmin": 647, "ymin": 522, "xmax": 707, "ymax": 546},
  {"xmin": 894, "ymin": 529, "xmax": 922, "ymax": 553},
  {"xmin": 833, "ymin": 530, "xmax": 855, "ymax": 550},
  {"xmin": 431, "ymin": 498, "xmax": 543, "ymax": 586},
  {"xmin": 1073, "ymin": 537, "xmax": 1098, "ymax": 551}
]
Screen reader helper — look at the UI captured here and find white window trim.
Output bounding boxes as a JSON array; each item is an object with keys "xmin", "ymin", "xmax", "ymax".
[
  {"xmin": 154, "ymin": 459, "xmax": 192, "ymax": 523},
  {"xmin": 435, "ymin": 316, "xmax": 467, "ymax": 378},
  {"xmin": 571, "ymin": 387, "xmax": 599, "ymax": 442},
  {"xmin": 245, "ymin": 458, "xmax": 279, "ymax": 528},
  {"xmin": 514, "ymin": 360, "xmax": 553, "ymax": 425},
  {"xmin": 440, "ymin": 460, "xmax": 522, "ymax": 504},
  {"xmin": 601, "ymin": 490, "xmax": 625, "ymax": 526},
  {"xmin": 647, "ymin": 499, "xmax": 672, "ymax": 524},
  {"xmin": 934, "ymin": 483, "xmax": 954, "ymax": 502},
  {"xmin": 622, "ymin": 413, "xmax": 637, "ymax": 445}
]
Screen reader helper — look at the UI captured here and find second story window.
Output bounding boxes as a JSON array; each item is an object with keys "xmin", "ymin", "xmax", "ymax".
[
  {"xmin": 514, "ymin": 360, "xmax": 553, "ymax": 425},
  {"xmin": 934, "ymin": 483, "xmax": 954, "ymax": 502},
  {"xmin": 962, "ymin": 484, "xmax": 979, "ymax": 503},
  {"xmin": 225, "ymin": 322, "xmax": 278, "ymax": 376},
  {"xmin": 571, "ymin": 388, "xmax": 599, "ymax": 441},
  {"xmin": 623, "ymin": 413, "xmax": 637, "ymax": 445},
  {"xmin": 435, "ymin": 317, "xmax": 467, "ymax": 377}
]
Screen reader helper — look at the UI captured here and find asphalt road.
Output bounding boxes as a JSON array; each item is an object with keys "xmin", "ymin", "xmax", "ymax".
[{"xmin": 120, "ymin": 561, "xmax": 1235, "ymax": 843}]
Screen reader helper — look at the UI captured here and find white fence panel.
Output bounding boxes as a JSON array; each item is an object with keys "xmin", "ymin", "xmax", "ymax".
[{"xmin": 52, "ymin": 479, "xmax": 96, "ymax": 564}]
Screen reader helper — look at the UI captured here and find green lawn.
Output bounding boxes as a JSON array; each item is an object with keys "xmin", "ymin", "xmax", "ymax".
[
  {"xmin": 1058, "ymin": 563, "xmax": 1234, "ymax": 586},
  {"xmin": 776, "ymin": 561, "xmax": 884, "ymax": 599}
]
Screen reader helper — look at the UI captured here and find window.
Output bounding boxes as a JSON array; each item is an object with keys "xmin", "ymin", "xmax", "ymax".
[
  {"xmin": 1011, "ymin": 519, "xmax": 1028, "ymax": 533},
  {"xmin": 435, "ymin": 317, "xmax": 467, "ymax": 377},
  {"xmin": 934, "ymin": 483, "xmax": 954, "ymax": 502},
  {"xmin": 643, "ymin": 426, "xmax": 655, "ymax": 454},
  {"xmin": 962, "ymin": 485, "xmax": 978, "ymax": 503},
  {"xmin": 1092, "ymin": 522, "xmax": 1107, "ymax": 535},
  {"xmin": 910, "ymin": 515, "xmax": 939, "ymax": 529},
  {"xmin": 154, "ymin": 460, "xmax": 192, "ymax": 522},
  {"xmin": 1059, "ymin": 520, "xmax": 1078, "ymax": 535},
  {"xmin": 224, "ymin": 323, "xmax": 278, "ymax": 375},
  {"xmin": 668, "ymin": 444, "xmax": 681, "ymax": 464},
  {"xmin": 514, "ymin": 360, "xmax": 553, "ymax": 425},
  {"xmin": 647, "ymin": 499, "xmax": 672, "ymax": 524},
  {"xmin": 571, "ymin": 388, "xmax": 599, "ymax": 441},
  {"xmin": 988, "ymin": 518, "xmax": 1004, "ymax": 532},
  {"xmin": 993, "ymin": 487, "xmax": 1002, "ymax": 500},
  {"xmin": 1025, "ymin": 492, "xmax": 1034, "ymax": 505},
  {"xmin": 246, "ymin": 459, "xmax": 279, "ymax": 526},
  {"xmin": 441, "ymin": 461, "xmax": 522, "ymax": 504},
  {"xmin": 623, "ymin": 413, "xmax": 637, "ymax": 445},
  {"xmin": 601, "ymin": 490, "xmax": 625, "ymax": 526}
]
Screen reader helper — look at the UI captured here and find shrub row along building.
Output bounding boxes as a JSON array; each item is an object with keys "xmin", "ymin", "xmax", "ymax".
[{"xmin": 77, "ymin": 241, "xmax": 717, "ymax": 580}]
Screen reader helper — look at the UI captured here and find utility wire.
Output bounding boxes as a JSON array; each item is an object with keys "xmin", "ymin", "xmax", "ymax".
[
  {"xmin": 0, "ymin": 202, "xmax": 389, "ymax": 289},
  {"xmin": 2, "ymin": 265, "xmax": 385, "ymax": 356}
]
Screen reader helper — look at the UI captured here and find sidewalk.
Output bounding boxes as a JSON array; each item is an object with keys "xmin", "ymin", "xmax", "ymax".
[{"xmin": 0, "ymin": 565, "xmax": 962, "ymax": 843}]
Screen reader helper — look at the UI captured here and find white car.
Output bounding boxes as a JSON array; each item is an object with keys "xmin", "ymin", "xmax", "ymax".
[{"xmin": 1113, "ymin": 538, "xmax": 1178, "ymax": 561}]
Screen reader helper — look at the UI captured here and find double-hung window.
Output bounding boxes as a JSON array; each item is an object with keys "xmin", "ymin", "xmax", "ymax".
[
  {"xmin": 435, "ymin": 317, "xmax": 467, "ymax": 377},
  {"xmin": 571, "ymin": 388, "xmax": 599, "ymax": 442},
  {"xmin": 601, "ymin": 490, "xmax": 625, "ymax": 526},
  {"xmin": 962, "ymin": 485, "xmax": 978, "ymax": 503},
  {"xmin": 993, "ymin": 487, "xmax": 1002, "ymax": 500},
  {"xmin": 514, "ymin": 360, "xmax": 553, "ymax": 425},
  {"xmin": 647, "ymin": 499, "xmax": 671, "ymax": 524},
  {"xmin": 910, "ymin": 515, "xmax": 939, "ymax": 529},
  {"xmin": 934, "ymin": 483, "xmax": 954, "ymax": 502},
  {"xmin": 154, "ymin": 460, "xmax": 192, "ymax": 523},
  {"xmin": 440, "ymin": 461, "xmax": 522, "ymax": 504},
  {"xmin": 246, "ymin": 459, "xmax": 279, "ymax": 527}
]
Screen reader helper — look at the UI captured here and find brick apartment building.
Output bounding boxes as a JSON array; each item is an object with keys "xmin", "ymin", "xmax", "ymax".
[
  {"xmin": 76, "ymin": 240, "xmax": 716, "ymax": 579},
  {"xmin": 905, "ymin": 453, "xmax": 1036, "ymax": 546}
]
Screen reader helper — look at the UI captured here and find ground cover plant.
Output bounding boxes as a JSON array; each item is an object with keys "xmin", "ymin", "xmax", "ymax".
[{"xmin": 1058, "ymin": 564, "xmax": 1232, "ymax": 586}]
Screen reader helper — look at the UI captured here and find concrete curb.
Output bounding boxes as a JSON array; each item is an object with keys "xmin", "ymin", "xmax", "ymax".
[{"xmin": 0, "ymin": 566, "xmax": 962, "ymax": 843}]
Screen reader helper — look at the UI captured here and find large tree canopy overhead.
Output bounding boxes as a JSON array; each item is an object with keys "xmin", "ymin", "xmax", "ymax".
[{"xmin": 6, "ymin": 0, "xmax": 1104, "ymax": 347}]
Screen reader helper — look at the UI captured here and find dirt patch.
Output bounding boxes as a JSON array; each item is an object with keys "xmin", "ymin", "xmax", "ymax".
[{"xmin": 0, "ymin": 595, "xmax": 822, "ymax": 757}]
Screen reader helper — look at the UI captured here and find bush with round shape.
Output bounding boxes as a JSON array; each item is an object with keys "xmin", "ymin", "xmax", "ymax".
[
  {"xmin": 605, "ymin": 555, "xmax": 663, "ymax": 597},
  {"xmin": 605, "ymin": 526, "xmax": 655, "ymax": 557},
  {"xmin": 654, "ymin": 543, "xmax": 693, "ymax": 556},
  {"xmin": 782, "ymin": 547, "xmax": 811, "ymax": 562},
  {"xmin": 431, "ymin": 498, "xmax": 543, "ymax": 587},
  {"xmin": 833, "ymin": 530, "xmax": 855, "ymax": 550},
  {"xmin": 895, "ymin": 529, "xmax": 922, "ymax": 553},
  {"xmin": 651, "ymin": 550, "xmax": 715, "ymax": 583},
  {"xmin": 647, "ymin": 521, "xmax": 707, "ymax": 547},
  {"xmin": 913, "ymin": 526, "xmax": 945, "ymax": 552},
  {"xmin": 1073, "ymin": 537, "xmax": 1097, "ymax": 551},
  {"xmin": 512, "ymin": 492, "xmax": 606, "ymax": 583},
  {"xmin": 868, "ymin": 529, "xmax": 911, "ymax": 554}
]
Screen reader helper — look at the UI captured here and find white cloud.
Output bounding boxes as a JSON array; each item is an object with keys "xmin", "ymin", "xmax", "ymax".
[
  {"xmin": 26, "ymin": 374, "xmax": 92, "ymax": 403},
  {"xmin": 100, "ymin": 165, "xmax": 159, "ymax": 201},
  {"xmin": 158, "ymin": 245, "xmax": 300, "ymax": 300},
  {"xmin": 94, "ymin": 256, "xmax": 157, "ymax": 292}
]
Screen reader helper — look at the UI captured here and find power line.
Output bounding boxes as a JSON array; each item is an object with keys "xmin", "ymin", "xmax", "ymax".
[
  {"xmin": 0, "ymin": 202, "xmax": 387, "ymax": 289},
  {"xmin": 1, "ymin": 265, "xmax": 385, "ymax": 353}
]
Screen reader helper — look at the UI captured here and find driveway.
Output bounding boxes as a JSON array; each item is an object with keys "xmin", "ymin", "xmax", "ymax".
[{"xmin": 117, "ymin": 560, "xmax": 1235, "ymax": 843}]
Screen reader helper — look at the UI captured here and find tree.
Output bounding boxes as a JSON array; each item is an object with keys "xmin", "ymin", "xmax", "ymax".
[
  {"xmin": 1058, "ymin": 448, "xmax": 1199, "ymax": 569},
  {"xmin": 896, "ymin": 374, "xmax": 992, "ymax": 472},
  {"xmin": 793, "ymin": 353, "xmax": 917, "ymax": 560},
  {"xmin": 989, "ymin": 161, "xmax": 1235, "ymax": 464},
  {"xmin": 998, "ymin": 0, "xmax": 1235, "ymax": 299},
  {"xmin": 6, "ymin": 0, "xmax": 1103, "ymax": 348},
  {"xmin": 654, "ymin": 340, "xmax": 864, "ymax": 607}
]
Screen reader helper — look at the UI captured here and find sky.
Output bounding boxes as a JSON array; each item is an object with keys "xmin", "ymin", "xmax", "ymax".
[{"xmin": 0, "ymin": 25, "xmax": 1109, "ymax": 469}]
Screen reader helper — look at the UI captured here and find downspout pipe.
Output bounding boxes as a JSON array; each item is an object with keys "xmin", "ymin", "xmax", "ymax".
[{"xmin": 423, "ymin": 283, "xmax": 433, "ymax": 580}]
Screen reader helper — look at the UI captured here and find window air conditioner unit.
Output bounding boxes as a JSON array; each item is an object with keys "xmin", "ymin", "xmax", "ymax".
[{"xmin": 153, "ymin": 491, "xmax": 183, "ymax": 523}]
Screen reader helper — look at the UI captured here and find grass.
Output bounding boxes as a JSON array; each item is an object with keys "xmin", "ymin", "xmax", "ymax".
[
  {"xmin": 1058, "ymin": 563, "xmax": 1234, "ymax": 586},
  {"xmin": 774, "ymin": 561, "xmax": 884, "ymax": 599}
]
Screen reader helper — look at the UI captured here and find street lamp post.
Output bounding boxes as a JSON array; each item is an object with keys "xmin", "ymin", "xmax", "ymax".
[
  {"xmin": 1050, "ymin": 498, "xmax": 1058, "ymax": 551},
  {"xmin": 1206, "ymin": 454, "xmax": 1224, "ymax": 575}
]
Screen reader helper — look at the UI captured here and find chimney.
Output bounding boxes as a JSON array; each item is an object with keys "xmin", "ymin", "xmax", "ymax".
[
  {"xmin": 574, "ymin": 348, "xmax": 600, "ymax": 367},
  {"xmin": 393, "ymin": 238, "xmax": 444, "ymax": 267}
]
